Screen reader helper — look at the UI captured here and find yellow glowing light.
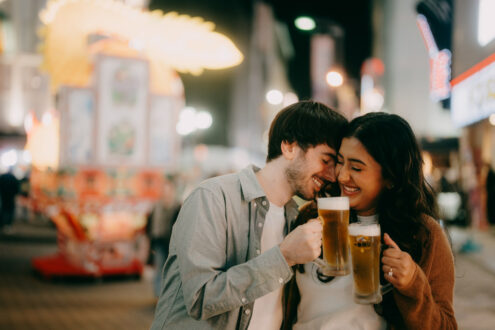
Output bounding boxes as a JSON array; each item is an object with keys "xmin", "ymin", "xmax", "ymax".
[
  {"xmin": 24, "ymin": 113, "xmax": 60, "ymax": 170},
  {"xmin": 490, "ymin": 114, "xmax": 495, "ymax": 126},
  {"xmin": 24, "ymin": 112, "xmax": 35, "ymax": 133},
  {"xmin": 39, "ymin": 0, "xmax": 244, "ymax": 91},
  {"xmin": 422, "ymin": 151, "xmax": 433, "ymax": 177}
]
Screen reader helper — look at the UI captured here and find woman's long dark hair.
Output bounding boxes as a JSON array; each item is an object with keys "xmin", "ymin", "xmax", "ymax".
[
  {"xmin": 344, "ymin": 112, "xmax": 438, "ymax": 261},
  {"xmin": 345, "ymin": 112, "xmax": 438, "ymax": 327}
]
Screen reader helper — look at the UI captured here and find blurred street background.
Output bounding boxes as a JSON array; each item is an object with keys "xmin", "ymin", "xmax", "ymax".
[{"xmin": 0, "ymin": 0, "xmax": 495, "ymax": 329}]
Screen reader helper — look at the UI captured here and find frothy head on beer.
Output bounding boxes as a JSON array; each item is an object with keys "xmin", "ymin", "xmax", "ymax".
[
  {"xmin": 349, "ymin": 223, "xmax": 380, "ymax": 236},
  {"xmin": 317, "ymin": 197, "xmax": 349, "ymax": 210}
]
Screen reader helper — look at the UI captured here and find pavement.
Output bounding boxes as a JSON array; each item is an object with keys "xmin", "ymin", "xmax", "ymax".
[
  {"xmin": 0, "ymin": 219, "xmax": 157, "ymax": 330},
  {"xmin": 449, "ymin": 224, "xmax": 495, "ymax": 275},
  {"xmin": 1, "ymin": 218, "xmax": 494, "ymax": 329}
]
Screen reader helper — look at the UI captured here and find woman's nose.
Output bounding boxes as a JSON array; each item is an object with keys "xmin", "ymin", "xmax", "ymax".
[{"xmin": 337, "ymin": 165, "xmax": 349, "ymax": 183}]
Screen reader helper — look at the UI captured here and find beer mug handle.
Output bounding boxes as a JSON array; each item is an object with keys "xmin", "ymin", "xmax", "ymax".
[
  {"xmin": 312, "ymin": 216, "xmax": 328, "ymax": 270},
  {"xmin": 313, "ymin": 216, "xmax": 326, "ymax": 270},
  {"xmin": 312, "ymin": 257, "xmax": 327, "ymax": 269},
  {"xmin": 312, "ymin": 257, "xmax": 334, "ymax": 277},
  {"xmin": 381, "ymin": 283, "xmax": 393, "ymax": 295}
]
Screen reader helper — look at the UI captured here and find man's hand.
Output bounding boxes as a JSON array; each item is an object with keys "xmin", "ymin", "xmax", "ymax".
[{"xmin": 280, "ymin": 218, "xmax": 322, "ymax": 266}]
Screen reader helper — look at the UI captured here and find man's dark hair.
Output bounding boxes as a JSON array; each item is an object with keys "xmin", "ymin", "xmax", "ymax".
[{"xmin": 266, "ymin": 101, "xmax": 348, "ymax": 162}]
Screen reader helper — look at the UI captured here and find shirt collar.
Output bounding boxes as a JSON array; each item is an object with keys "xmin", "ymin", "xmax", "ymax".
[
  {"xmin": 239, "ymin": 165, "xmax": 266, "ymax": 202},
  {"xmin": 357, "ymin": 214, "xmax": 378, "ymax": 223},
  {"xmin": 239, "ymin": 164, "xmax": 299, "ymax": 222}
]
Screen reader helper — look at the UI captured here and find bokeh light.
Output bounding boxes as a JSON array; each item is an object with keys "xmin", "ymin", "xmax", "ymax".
[
  {"xmin": 266, "ymin": 89, "xmax": 284, "ymax": 105},
  {"xmin": 295, "ymin": 16, "xmax": 316, "ymax": 31},
  {"xmin": 326, "ymin": 71, "xmax": 344, "ymax": 87}
]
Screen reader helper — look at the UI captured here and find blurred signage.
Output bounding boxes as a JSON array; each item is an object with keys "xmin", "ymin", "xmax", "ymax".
[
  {"xmin": 360, "ymin": 58, "xmax": 385, "ymax": 113},
  {"xmin": 59, "ymin": 87, "xmax": 95, "ymax": 166},
  {"xmin": 478, "ymin": 0, "xmax": 495, "ymax": 46},
  {"xmin": 311, "ymin": 34, "xmax": 335, "ymax": 106},
  {"xmin": 96, "ymin": 55, "xmax": 149, "ymax": 167},
  {"xmin": 451, "ymin": 53, "xmax": 495, "ymax": 127},
  {"xmin": 416, "ymin": 14, "xmax": 451, "ymax": 102}
]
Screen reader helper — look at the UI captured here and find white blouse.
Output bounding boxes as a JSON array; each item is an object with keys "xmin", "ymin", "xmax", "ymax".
[{"xmin": 294, "ymin": 262, "xmax": 386, "ymax": 329}]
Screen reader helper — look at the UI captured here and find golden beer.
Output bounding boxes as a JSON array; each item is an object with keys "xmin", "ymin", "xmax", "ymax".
[
  {"xmin": 317, "ymin": 197, "xmax": 350, "ymax": 276},
  {"xmin": 349, "ymin": 222, "xmax": 382, "ymax": 304}
]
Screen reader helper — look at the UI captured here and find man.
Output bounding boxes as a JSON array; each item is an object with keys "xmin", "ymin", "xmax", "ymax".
[
  {"xmin": 151, "ymin": 101, "xmax": 347, "ymax": 329},
  {"xmin": 0, "ymin": 169, "xmax": 19, "ymax": 233},
  {"xmin": 149, "ymin": 176, "xmax": 182, "ymax": 297}
]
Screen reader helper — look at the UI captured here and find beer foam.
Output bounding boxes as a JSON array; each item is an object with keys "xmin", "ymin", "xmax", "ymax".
[
  {"xmin": 349, "ymin": 223, "xmax": 380, "ymax": 236},
  {"xmin": 317, "ymin": 197, "xmax": 349, "ymax": 210}
]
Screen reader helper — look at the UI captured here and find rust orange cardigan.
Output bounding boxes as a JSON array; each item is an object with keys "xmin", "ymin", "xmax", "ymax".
[{"xmin": 387, "ymin": 216, "xmax": 457, "ymax": 329}]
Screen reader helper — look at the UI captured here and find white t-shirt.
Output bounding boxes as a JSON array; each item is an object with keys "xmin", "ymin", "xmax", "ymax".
[
  {"xmin": 294, "ymin": 214, "xmax": 386, "ymax": 330},
  {"xmin": 248, "ymin": 203, "xmax": 286, "ymax": 330}
]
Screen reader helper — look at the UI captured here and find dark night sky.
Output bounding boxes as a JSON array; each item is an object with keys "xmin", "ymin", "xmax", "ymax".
[
  {"xmin": 268, "ymin": 0, "xmax": 373, "ymax": 97},
  {"xmin": 149, "ymin": 0, "xmax": 372, "ymax": 145}
]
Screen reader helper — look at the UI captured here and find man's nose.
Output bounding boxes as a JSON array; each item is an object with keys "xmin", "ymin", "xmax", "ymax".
[{"xmin": 323, "ymin": 164, "xmax": 336, "ymax": 182}]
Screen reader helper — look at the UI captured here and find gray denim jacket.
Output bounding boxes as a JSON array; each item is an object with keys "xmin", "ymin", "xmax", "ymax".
[{"xmin": 151, "ymin": 165, "xmax": 298, "ymax": 329}]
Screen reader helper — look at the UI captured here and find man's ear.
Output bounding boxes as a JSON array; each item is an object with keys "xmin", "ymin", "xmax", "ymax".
[{"xmin": 281, "ymin": 141, "xmax": 298, "ymax": 160}]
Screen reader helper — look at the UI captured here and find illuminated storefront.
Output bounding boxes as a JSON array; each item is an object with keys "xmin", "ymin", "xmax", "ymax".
[{"xmin": 450, "ymin": 0, "xmax": 495, "ymax": 229}]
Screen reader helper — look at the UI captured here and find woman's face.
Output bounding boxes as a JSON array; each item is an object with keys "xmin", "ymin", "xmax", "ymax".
[{"xmin": 336, "ymin": 137, "xmax": 387, "ymax": 216}]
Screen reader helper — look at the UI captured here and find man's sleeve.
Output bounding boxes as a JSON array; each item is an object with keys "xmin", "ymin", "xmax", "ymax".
[{"xmin": 173, "ymin": 187, "xmax": 293, "ymax": 320}]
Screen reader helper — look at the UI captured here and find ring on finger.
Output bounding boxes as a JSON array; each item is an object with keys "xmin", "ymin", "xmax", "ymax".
[{"xmin": 387, "ymin": 267, "xmax": 393, "ymax": 277}]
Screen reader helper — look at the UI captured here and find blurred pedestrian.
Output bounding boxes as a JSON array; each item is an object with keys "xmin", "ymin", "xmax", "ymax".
[
  {"xmin": 149, "ymin": 177, "xmax": 181, "ymax": 297},
  {"xmin": 150, "ymin": 101, "xmax": 347, "ymax": 330},
  {"xmin": 0, "ymin": 169, "xmax": 20, "ymax": 233},
  {"xmin": 486, "ymin": 164, "xmax": 495, "ymax": 226}
]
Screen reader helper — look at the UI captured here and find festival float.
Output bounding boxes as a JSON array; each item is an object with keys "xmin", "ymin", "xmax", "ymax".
[{"xmin": 28, "ymin": 0, "xmax": 242, "ymax": 278}]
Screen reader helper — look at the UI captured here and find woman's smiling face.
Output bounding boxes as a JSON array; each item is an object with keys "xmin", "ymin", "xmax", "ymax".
[{"xmin": 336, "ymin": 137, "xmax": 387, "ymax": 216}]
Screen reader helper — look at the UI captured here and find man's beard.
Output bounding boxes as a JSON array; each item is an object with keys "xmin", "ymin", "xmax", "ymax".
[{"xmin": 285, "ymin": 157, "xmax": 314, "ymax": 201}]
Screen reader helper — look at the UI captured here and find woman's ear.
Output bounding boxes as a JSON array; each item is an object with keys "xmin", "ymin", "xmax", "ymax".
[
  {"xmin": 385, "ymin": 180, "xmax": 395, "ymax": 190},
  {"xmin": 281, "ymin": 141, "xmax": 298, "ymax": 160}
]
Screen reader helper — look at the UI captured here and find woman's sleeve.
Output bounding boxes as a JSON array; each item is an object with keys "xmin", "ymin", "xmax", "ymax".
[{"xmin": 392, "ymin": 223, "xmax": 457, "ymax": 330}]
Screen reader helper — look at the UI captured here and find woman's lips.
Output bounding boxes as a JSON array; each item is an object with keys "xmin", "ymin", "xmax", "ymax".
[{"xmin": 341, "ymin": 185, "xmax": 359, "ymax": 195}]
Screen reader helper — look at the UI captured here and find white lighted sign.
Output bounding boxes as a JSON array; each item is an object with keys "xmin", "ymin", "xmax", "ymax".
[
  {"xmin": 451, "ymin": 54, "xmax": 495, "ymax": 127},
  {"xmin": 478, "ymin": 0, "xmax": 495, "ymax": 46}
]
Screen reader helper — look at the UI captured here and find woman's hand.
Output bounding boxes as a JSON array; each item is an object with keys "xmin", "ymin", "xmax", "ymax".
[{"xmin": 381, "ymin": 233, "xmax": 417, "ymax": 290}]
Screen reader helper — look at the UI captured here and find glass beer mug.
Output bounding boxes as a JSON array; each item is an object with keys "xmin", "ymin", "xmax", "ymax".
[
  {"xmin": 314, "ymin": 196, "xmax": 351, "ymax": 276},
  {"xmin": 349, "ymin": 218, "xmax": 382, "ymax": 304}
]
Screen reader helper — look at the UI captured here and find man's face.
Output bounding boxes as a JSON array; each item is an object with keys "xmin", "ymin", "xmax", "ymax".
[{"xmin": 286, "ymin": 144, "xmax": 337, "ymax": 200}]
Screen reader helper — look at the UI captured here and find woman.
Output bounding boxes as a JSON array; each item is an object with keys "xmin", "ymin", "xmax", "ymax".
[{"xmin": 285, "ymin": 112, "xmax": 457, "ymax": 329}]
